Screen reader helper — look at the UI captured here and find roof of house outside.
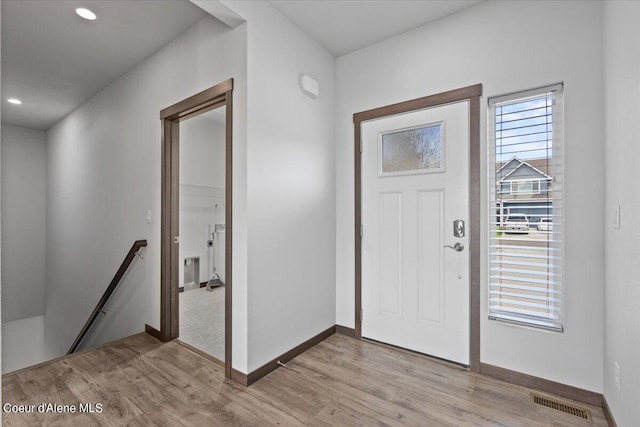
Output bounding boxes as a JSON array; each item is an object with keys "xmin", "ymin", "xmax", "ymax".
[{"xmin": 497, "ymin": 157, "xmax": 552, "ymax": 181}]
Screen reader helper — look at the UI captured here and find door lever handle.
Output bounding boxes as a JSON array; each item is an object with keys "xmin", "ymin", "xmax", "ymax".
[{"xmin": 444, "ymin": 243, "xmax": 464, "ymax": 252}]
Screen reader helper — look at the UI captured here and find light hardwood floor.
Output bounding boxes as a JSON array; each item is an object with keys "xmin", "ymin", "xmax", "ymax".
[{"xmin": 2, "ymin": 332, "xmax": 608, "ymax": 426}]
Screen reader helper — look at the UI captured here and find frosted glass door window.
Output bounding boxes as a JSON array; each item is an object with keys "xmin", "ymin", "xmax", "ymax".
[{"xmin": 380, "ymin": 123, "xmax": 443, "ymax": 175}]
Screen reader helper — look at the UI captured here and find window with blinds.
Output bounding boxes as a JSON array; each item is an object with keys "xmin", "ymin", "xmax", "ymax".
[{"xmin": 488, "ymin": 84, "xmax": 564, "ymax": 332}]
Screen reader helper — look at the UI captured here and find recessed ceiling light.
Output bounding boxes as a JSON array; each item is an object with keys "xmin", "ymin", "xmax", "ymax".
[
  {"xmin": 75, "ymin": 7, "xmax": 97, "ymax": 21},
  {"xmin": 7, "ymin": 98, "xmax": 22, "ymax": 105}
]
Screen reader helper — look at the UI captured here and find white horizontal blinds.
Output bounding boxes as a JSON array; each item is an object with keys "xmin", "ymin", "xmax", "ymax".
[{"xmin": 488, "ymin": 84, "xmax": 564, "ymax": 331}]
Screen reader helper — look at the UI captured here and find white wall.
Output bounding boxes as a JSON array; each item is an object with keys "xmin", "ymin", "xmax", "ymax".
[
  {"xmin": 180, "ymin": 114, "xmax": 226, "ymax": 189},
  {"xmin": 221, "ymin": 1, "xmax": 336, "ymax": 372},
  {"xmin": 1, "ymin": 124, "xmax": 47, "ymax": 323},
  {"xmin": 603, "ymin": 2, "xmax": 640, "ymax": 425},
  {"xmin": 44, "ymin": 15, "xmax": 248, "ymax": 369},
  {"xmin": 179, "ymin": 114, "xmax": 226, "ymax": 286},
  {"xmin": 2, "ymin": 315, "xmax": 46, "ymax": 373},
  {"xmin": 336, "ymin": 0, "xmax": 604, "ymax": 392}
]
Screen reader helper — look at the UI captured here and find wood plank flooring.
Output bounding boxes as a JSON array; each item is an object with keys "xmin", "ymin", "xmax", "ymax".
[{"xmin": 2, "ymin": 332, "xmax": 608, "ymax": 426}]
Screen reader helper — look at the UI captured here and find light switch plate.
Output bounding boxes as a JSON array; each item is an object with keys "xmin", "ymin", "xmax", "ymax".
[
  {"xmin": 612, "ymin": 205, "xmax": 620, "ymax": 229},
  {"xmin": 147, "ymin": 210, "xmax": 152, "ymax": 224}
]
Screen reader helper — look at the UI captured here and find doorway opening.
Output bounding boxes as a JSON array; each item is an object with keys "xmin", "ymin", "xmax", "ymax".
[
  {"xmin": 159, "ymin": 79, "xmax": 233, "ymax": 378},
  {"xmin": 353, "ymin": 84, "xmax": 482, "ymax": 371}
]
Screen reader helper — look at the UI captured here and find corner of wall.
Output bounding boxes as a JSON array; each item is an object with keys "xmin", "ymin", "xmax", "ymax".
[
  {"xmin": 602, "ymin": 1, "xmax": 640, "ymax": 425},
  {"xmin": 222, "ymin": 0, "xmax": 337, "ymax": 373}
]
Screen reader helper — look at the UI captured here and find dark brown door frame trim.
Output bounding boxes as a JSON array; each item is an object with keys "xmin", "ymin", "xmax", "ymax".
[
  {"xmin": 353, "ymin": 83, "xmax": 482, "ymax": 372},
  {"xmin": 160, "ymin": 78, "xmax": 234, "ymax": 379}
]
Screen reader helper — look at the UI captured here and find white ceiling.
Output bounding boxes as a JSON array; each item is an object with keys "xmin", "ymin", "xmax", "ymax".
[
  {"xmin": 1, "ymin": 0, "xmax": 207, "ymax": 130},
  {"xmin": 2, "ymin": 1, "xmax": 483, "ymax": 130},
  {"xmin": 269, "ymin": 0, "xmax": 482, "ymax": 57}
]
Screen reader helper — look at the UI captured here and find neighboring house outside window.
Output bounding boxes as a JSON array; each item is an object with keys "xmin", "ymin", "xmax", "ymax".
[{"xmin": 496, "ymin": 157, "xmax": 552, "ymax": 224}]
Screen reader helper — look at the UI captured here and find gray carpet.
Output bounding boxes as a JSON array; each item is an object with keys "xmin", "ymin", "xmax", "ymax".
[{"xmin": 179, "ymin": 286, "xmax": 225, "ymax": 361}]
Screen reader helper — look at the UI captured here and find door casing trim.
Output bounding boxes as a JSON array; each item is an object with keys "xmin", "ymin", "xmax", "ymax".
[
  {"xmin": 160, "ymin": 78, "xmax": 234, "ymax": 379},
  {"xmin": 353, "ymin": 84, "xmax": 482, "ymax": 372}
]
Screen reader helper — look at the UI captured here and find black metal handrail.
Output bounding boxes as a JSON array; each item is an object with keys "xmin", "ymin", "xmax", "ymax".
[{"xmin": 67, "ymin": 240, "xmax": 148, "ymax": 354}]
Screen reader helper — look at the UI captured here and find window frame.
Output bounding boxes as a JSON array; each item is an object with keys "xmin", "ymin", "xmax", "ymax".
[
  {"xmin": 487, "ymin": 83, "xmax": 565, "ymax": 332},
  {"xmin": 509, "ymin": 179, "xmax": 541, "ymax": 195}
]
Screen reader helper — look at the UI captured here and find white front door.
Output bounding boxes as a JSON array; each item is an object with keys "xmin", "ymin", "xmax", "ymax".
[{"xmin": 361, "ymin": 101, "xmax": 470, "ymax": 365}]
